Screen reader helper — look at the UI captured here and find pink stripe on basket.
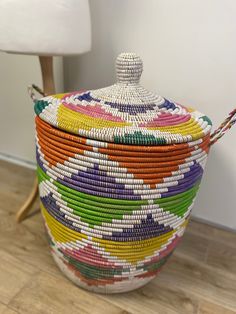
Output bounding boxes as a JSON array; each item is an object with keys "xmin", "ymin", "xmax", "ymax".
[
  {"xmin": 139, "ymin": 113, "xmax": 191, "ymax": 127},
  {"xmin": 63, "ymin": 102, "xmax": 125, "ymax": 122},
  {"xmin": 62, "ymin": 244, "xmax": 118, "ymax": 268}
]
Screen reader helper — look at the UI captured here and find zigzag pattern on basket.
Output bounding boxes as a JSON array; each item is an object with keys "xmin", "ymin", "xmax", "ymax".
[
  {"xmin": 35, "ymin": 113, "xmax": 208, "ymax": 292},
  {"xmin": 41, "ymin": 201, "xmax": 187, "ymax": 292},
  {"xmin": 34, "ymin": 53, "xmax": 213, "ymax": 293},
  {"xmin": 34, "ymin": 90, "xmax": 212, "ymax": 145}
]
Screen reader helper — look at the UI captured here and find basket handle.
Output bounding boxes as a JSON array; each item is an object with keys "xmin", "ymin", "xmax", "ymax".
[
  {"xmin": 210, "ymin": 108, "xmax": 236, "ymax": 146},
  {"xmin": 28, "ymin": 84, "xmax": 45, "ymax": 103}
]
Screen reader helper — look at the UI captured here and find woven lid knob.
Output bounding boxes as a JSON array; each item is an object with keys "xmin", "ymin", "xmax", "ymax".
[{"xmin": 116, "ymin": 52, "xmax": 143, "ymax": 84}]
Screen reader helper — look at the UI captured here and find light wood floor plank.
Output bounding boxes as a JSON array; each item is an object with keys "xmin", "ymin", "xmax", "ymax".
[
  {"xmin": 0, "ymin": 249, "xmax": 38, "ymax": 305},
  {"xmin": 99, "ymin": 278, "xmax": 199, "ymax": 314},
  {"xmin": 206, "ymin": 238, "xmax": 236, "ymax": 276},
  {"xmin": 0, "ymin": 303, "xmax": 18, "ymax": 314},
  {"xmin": 198, "ymin": 300, "xmax": 236, "ymax": 314},
  {"xmin": 8, "ymin": 271, "xmax": 130, "ymax": 314},
  {"xmin": 158, "ymin": 255, "xmax": 236, "ymax": 311}
]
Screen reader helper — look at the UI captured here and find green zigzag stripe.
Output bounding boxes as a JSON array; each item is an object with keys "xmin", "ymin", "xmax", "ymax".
[
  {"xmin": 37, "ymin": 166, "xmax": 199, "ymax": 207},
  {"xmin": 114, "ymin": 131, "xmax": 167, "ymax": 145},
  {"xmin": 201, "ymin": 115, "xmax": 212, "ymax": 126},
  {"xmin": 38, "ymin": 166, "xmax": 198, "ymax": 227},
  {"xmin": 34, "ymin": 100, "xmax": 50, "ymax": 116}
]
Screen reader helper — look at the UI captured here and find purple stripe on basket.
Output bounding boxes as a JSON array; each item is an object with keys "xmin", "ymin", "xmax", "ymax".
[
  {"xmin": 65, "ymin": 173, "xmax": 125, "ymax": 190},
  {"xmin": 37, "ymin": 147, "xmax": 202, "ymax": 190},
  {"xmin": 86, "ymin": 162, "xmax": 203, "ymax": 180},
  {"xmin": 41, "ymin": 195, "xmax": 179, "ymax": 241},
  {"xmin": 72, "ymin": 163, "xmax": 202, "ymax": 187},
  {"xmin": 59, "ymin": 168, "xmax": 202, "ymax": 196},
  {"xmin": 58, "ymin": 177, "xmax": 131, "ymax": 194},
  {"xmin": 93, "ymin": 163, "xmax": 99, "ymax": 170},
  {"xmin": 41, "ymin": 196, "xmax": 81, "ymax": 233},
  {"xmin": 37, "ymin": 145, "xmax": 202, "ymax": 186},
  {"xmin": 183, "ymin": 164, "xmax": 202, "ymax": 179},
  {"xmin": 75, "ymin": 92, "xmax": 159, "ymax": 115},
  {"xmin": 158, "ymin": 99, "xmax": 177, "ymax": 111},
  {"xmin": 36, "ymin": 144, "xmax": 205, "ymax": 180},
  {"xmin": 70, "ymin": 167, "xmax": 201, "ymax": 191},
  {"xmin": 75, "ymin": 92, "xmax": 100, "ymax": 103},
  {"xmin": 168, "ymin": 171, "xmax": 203, "ymax": 193},
  {"xmin": 87, "ymin": 167, "xmax": 118, "ymax": 177},
  {"xmin": 110, "ymin": 216, "xmax": 173, "ymax": 239},
  {"xmin": 56, "ymin": 178, "xmax": 139, "ymax": 198},
  {"xmin": 37, "ymin": 153, "xmax": 125, "ymax": 191},
  {"xmin": 38, "ymin": 160, "xmax": 202, "ymax": 200},
  {"xmin": 106, "ymin": 227, "xmax": 176, "ymax": 241},
  {"xmin": 57, "ymin": 178, "xmax": 134, "ymax": 195},
  {"xmin": 73, "ymin": 171, "xmax": 116, "ymax": 183},
  {"xmin": 37, "ymin": 153, "xmax": 48, "ymax": 173},
  {"xmin": 162, "ymin": 180, "xmax": 201, "ymax": 198},
  {"xmin": 37, "ymin": 147, "xmax": 203, "ymax": 199},
  {"xmin": 68, "ymin": 163, "xmax": 202, "ymax": 189},
  {"xmin": 106, "ymin": 102, "xmax": 157, "ymax": 115},
  {"xmin": 58, "ymin": 167, "xmax": 202, "ymax": 196}
]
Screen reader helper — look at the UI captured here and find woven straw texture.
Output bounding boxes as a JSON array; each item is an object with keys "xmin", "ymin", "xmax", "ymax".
[
  {"xmin": 35, "ymin": 53, "xmax": 212, "ymax": 293},
  {"xmin": 35, "ymin": 53, "xmax": 212, "ymax": 146}
]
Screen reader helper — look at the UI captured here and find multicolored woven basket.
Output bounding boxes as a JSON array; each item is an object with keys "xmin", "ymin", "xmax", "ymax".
[{"xmin": 34, "ymin": 53, "xmax": 236, "ymax": 293}]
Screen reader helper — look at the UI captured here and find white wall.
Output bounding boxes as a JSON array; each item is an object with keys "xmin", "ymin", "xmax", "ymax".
[
  {"xmin": 64, "ymin": 0, "xmax": 236, "ymax": 229},
  {"xmin": 0, "ymin": 53, "xmax": 63, "ymax": 164}
]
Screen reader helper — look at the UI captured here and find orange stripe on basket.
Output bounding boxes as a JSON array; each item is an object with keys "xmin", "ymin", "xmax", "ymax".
[
  {"xmin": 35, "ymin": 116, "xmax": 191, "ymax": 153},
  {"xmin": 38, "ymin": 141, "xmax": 70, "ymax": 165}
]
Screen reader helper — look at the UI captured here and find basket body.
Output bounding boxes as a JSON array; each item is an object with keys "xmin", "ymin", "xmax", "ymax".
[
  {"xmin": 36, "ymin": 115, "xmax": 210, "ymax": 293},
  {"xmin": 35, "ymin": 53, "xmax": 212, "ymax": 293}
]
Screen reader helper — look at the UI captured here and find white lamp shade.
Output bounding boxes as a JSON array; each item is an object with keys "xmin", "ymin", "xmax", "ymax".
[{"xmin": 0, "ymin": 0, "xmax": 91, "ymax": 56}]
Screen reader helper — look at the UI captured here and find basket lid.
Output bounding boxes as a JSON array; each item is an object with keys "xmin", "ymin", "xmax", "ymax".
[{"xmin": 34, "ymin": 52, "xmax": 212, "ymax": 145}]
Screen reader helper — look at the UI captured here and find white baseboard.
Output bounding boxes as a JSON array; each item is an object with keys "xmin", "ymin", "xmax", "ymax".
[
  {"xmin": 0, "ymin": 152, "xmax": 36, "ymax": 170},
  {"xmin": 191, "ymin": 215, "xmax": 236, "ymax": 233}
]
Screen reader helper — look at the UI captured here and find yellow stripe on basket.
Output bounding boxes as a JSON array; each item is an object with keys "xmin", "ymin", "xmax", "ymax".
[
  {"xmin": 41, "ymin": 203, "xmax": 185, "ymax": 264},
  {"xmin": 57, "ymin": 105, "xmax": 132, "ymax": 131},
  {"xmin": 41, "ymin": 203, "xmax": 176, "ymax": 247},
  {"xmin": 52, "ymin": 94, "xmax": 67, "ymax": 100},
  {"xmin": 42, "ymin": 204, "xmax": 88, "ymax": 242},
  {"xmin": 148, "ymin": 118, "xmax": 204, "ymax": 135},
  {"xmin": 56, "ymin": 105, "xmax": 206, "ymax": 141}
]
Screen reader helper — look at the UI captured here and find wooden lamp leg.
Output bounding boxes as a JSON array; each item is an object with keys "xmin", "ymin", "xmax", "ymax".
[
  {"xmin": 16, "ymin": 56, "xmax": 55, "ymax": 223},
  {"xmin": 16, "ymin": 177, "xmax": 39, "ymax": 222},
  {"xmin": 39, "ymin": 56, "xmax": 56, "ymax": 95}
]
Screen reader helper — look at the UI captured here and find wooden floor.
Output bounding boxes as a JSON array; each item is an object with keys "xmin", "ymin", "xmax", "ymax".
[{"xmin": 0, "ymin": 160, "xmax": 236, "ymax": 314}]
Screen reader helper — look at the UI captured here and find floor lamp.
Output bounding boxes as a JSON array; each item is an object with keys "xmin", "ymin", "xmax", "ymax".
[{"xmin": 0, "ymin": 0, "xmax": 91, "ymax": 222}]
